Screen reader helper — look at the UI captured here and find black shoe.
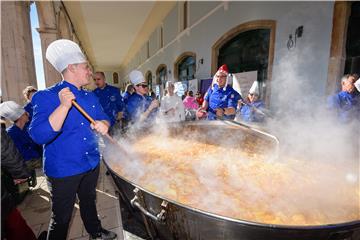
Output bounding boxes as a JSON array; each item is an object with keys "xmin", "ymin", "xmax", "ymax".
[{"xmin": 89, "ymin": 228, "xmax": 117, "ymax": 240}]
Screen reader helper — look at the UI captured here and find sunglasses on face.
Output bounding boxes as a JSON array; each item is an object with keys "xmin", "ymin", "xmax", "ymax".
[{"xmin": 137, "ymin": 84, "xmax": 148, "ymax": 88}]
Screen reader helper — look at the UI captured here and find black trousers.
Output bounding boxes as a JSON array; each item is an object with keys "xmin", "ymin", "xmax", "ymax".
[{"xmin": 46, "ymin": 165, "xmax": 101, "ymax": 240}]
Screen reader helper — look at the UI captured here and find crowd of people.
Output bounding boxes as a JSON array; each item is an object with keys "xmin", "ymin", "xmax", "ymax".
[{"xmin": 1, "ymin": 38, "xmax": 359, "ymax": 240}]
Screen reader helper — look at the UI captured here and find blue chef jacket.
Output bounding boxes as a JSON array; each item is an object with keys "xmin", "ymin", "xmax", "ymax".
[
  {"xmin": 122, "ymin": 91, "xmax": 132, "ymax": 104},
  {"xmin": 125, "ymin": 93, "xmax": 157, "ymax": 124},
  {"xmin": 239, "ymin": 100, "xmax": 265, "ymax": 122},
  {"xmin": 29, "ymin": 81, "xmax": 110, "ymax": 178},
  {"xmin": 24, "ymin": 102, "xmax": 33, "ymax": 121},
  {"xmin": 204, "ymin": 84, "xmax": 242, "ymax": 120},
  {"xmin": 93, "ymin": 84, "xmax": 124, "ymax": 126},
  {"xmin": 6, "ymin": 124, "xmax": 42, "ymax": 161},
  {"xmin": 327, "ymin": 91, "xmax": 360, "ymax": 123}
]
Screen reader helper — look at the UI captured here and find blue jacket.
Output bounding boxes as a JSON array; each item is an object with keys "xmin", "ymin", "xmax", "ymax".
[
  {"xmin": 122, "ymin": 91, "xmax": 132, "ymax": 104},
  {"xmin": 29, "ymin": 81, "xmax": 110, "ymax": 178},
  {"xmin": 327, "ymin": 91, "xmax": 359, "ymax": 123},
  {"xmin": 125, "ymin": 93, "xmax": 157, "ymax": 124},
  {"xmin": 6, "ymin": 124, "xmax": 42, "ymax": 161},
  {"xmin": 204, "ymin": 84, "xmax": 242, "ymax": 120},
  {"xmin": 239, "ymin": 100, "xmax": 265, "ymax": 122},
  {"xmin": 24, "ymin": 102, "xmax": 33, "ymax": 121},
  {"xmin": 93, "ymin": 84, "xmax": 124, "ymax": 126}
]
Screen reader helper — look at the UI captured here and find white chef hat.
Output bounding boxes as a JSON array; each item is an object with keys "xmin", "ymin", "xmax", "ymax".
[
  {"xmin": 355, "ymin": 79, "xmax": 360, "ymax": 92},
  {"xmin": 46, "ymin": 39, "xmax": 87, "ymax": 73},
  {"xmin": 249, "ymin": 80, "xmax": 260, "ymax": 96},
  {"xmin": 129, "ymin": 70, "xmax": 145, "ymax": 85},
  {"xmin": 0, "ymin": 101, "xmax": 25, "ymax": 122}
]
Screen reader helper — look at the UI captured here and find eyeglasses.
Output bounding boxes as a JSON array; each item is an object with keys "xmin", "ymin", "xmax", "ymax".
[{"xmin": 137, "ymin": 84, "xmax": 148, "ymax": 88}]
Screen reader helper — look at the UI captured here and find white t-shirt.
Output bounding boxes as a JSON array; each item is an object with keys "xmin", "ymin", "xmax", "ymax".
[{"xmin": 159, "ymin": 95, "xmax": 185, "ymax": 122}]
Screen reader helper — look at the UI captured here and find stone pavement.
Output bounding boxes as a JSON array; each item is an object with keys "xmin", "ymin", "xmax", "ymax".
[{"xmin": 18, "ymin": 162, "xmax": 143, "ymax": 240}]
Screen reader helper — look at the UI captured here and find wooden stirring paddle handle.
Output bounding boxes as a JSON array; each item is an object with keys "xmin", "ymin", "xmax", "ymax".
[
  {"xmin": 71, "ymin": 100, "xmax": 116, "ymax": 144},
  {"xmin": 72, "ymin": 100, "xmax": 96, "ymax": 124}
]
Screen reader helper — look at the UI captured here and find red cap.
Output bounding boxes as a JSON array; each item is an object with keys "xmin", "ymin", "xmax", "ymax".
[{"xmin": 218, "ymin": 64, "xmax": 229, "ymax": 75}]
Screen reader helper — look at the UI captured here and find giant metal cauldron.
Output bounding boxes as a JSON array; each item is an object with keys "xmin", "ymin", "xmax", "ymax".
[{"xmin": 103, "ymin": 120, "xmax": 360, "ymax": 240}]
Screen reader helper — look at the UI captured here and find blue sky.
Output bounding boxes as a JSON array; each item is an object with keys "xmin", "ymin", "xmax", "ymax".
[{"xmin": 30, "ymin": 3, "xmax": 46, "ymax": 90}]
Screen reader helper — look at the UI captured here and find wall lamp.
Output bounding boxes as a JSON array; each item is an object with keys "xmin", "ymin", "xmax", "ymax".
[{"xmin": 287, "ymin": 25, "xmax": 303, "ymax": 50}]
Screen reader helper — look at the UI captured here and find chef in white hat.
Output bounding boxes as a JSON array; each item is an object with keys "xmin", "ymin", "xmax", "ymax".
[
  {"xmin": 237, "ymin": 80, "xmax": 266, "ymax": 122},
  {"xmin": 0, "ymin": 101, "xmax": 26, "ymax": 122},
  {"xmin": 0, "ymin": 101, "xmax": 42, "ymax": 165},
  {"xmin": 28, "ymin": 39, "xmax": 116, "ymax": 239},
  {"xmin": 125, "ymin": 70, "xmax": 159, "ymax": 126}
]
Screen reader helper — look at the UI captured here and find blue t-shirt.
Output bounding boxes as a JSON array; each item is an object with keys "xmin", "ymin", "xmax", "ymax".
[
  {"xmin": 7, "ymin": 124, "xmax": 42, "ymax": 161},
  {"xmin": 204, "ymin": 84, "xmax": 242, "ymax": 120},
  {"xmin": 239, "ymin": 100, "xmax": 265, "ymax": 122},
  {"xmin": 93, "ymin": 84, "xmax": 124, "ymax": 126},
  {"xmin": 125, "ymin": 93, "xmax": 157, "ymax": 124},
  {"xmin": 327, "ymin": 91, "xmax": 360, "ymax": 123},
  {"xmin": 29, "ymin": 80, "xmax": 110, "ymax": 178}
]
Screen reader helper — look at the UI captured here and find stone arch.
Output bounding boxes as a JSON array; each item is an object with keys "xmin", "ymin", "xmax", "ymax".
[
  {"xmin": 156, "ymin": 64, "xmax": 167, "ymax": 85},
  {"xmin": 145, "ymin": 70, "xmax": 153, "ymax": 89},
  {"xmin": 173, "ymin": 52, "xmax": 196, "ymax": 81}
]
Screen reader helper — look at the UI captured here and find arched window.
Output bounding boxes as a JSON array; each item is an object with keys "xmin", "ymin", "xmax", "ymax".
[
  {"xmin": 175, "ymin": 53, "xmax": 196, "ymax": 82},
  {"xmin": 156, "ymin": 64, "xmax": 167, "ymax": 87},
  {"xmin": 113, "ymin": 72, "xmax": 119, "ymax": 84},
  {"xmin": 212, "ymin": 20, "xmax": 275, "ymax": 104},
  {"xmin": 145, "ymin": 71, "xmax": 152, "ymax": 90}
]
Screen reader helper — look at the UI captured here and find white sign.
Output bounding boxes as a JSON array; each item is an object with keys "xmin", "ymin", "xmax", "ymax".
[
  {"xmin": 174, "ymin": 82, "xmax": 187, "ymax": 97},
  {"xmin": 188, "ymin": 79, "xmax": 198, "ymax": 93},
  {"xmin": 232, "ymin": 71, "xmax": 257, "ymax": 97}
]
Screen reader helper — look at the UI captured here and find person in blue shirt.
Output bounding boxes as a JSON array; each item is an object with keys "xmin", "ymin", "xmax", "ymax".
[
  {"xmin": 22, "ymin": 86, "xmax": 37, "ymax": 122},
  {"xmin": 327, "ymin": 74, "xmax": 359, "ymax": 123},
  {"xmin": 122, "ymin": 83, "xmax": 135, "ymax": 104},
  {"xmin": 93, "ymin": 71, "xmax": 124, "ymax": 129},
  {"xmin": 0, "ymin": 101, "xmax": 42, "ymax": 164},
  {"xmin": 199, "ymin": 64, "xmax": 242, "ymax": 120},
  {"xmin": 28, "ymin": 39, "xmax": 116, "ymax": 240},
  {"xmin": 125, "ymin": 70, "xmax": 159, "ymax": 128},
  {"xmin": 238, "ymin": 81, "xmax": 266, "ymax": 123}
]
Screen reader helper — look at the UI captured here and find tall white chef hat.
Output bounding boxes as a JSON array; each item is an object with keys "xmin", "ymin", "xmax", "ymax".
[
  {"xmin": 249, "ymin": 80, "xmax": 260, "ymax": 96},
  {"xmin": 46, "ymin": 39, "xmax": 87, "ymax": 73},
  {"xmin": 0, "ymin": 101, "xmax": 25, "ymax": 122},
  {"xmin": 129, "ymin": 70, "xmax": 145, "ymax": 85}
]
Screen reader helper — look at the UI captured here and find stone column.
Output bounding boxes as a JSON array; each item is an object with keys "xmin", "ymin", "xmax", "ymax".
[
  {"xmin": 1, "ymin": 1, "xmax": 37, "ymax": 103},
  {"xmin": 35, "ymin": 1, "xmax": 61, "ymax": 87},
  {"xmin": 326, "ymin": 2, "xmax": 351, "ymax": 95}
]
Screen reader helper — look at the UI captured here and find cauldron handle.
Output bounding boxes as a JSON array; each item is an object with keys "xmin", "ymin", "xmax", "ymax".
[{"xmin": 131, "ymin": 188, "xmax": 168, "ymax": 223}]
